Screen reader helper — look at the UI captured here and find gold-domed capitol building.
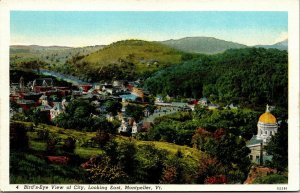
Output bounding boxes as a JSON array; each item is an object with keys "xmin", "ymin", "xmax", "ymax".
[
  {"xmin": 256, "ymin": 106, "xmax": 278, "ymax": 143},
  {"xmin": 247, "ymin": 105, "xmax": 278, "ymax": 164}
]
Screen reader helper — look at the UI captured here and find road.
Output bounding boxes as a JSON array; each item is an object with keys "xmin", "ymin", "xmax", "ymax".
[{"xmin": 143, "ymin": 106, "xmax": 181, "ymax": 122}]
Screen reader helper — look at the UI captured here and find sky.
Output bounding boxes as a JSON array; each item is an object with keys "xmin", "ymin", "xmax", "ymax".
[{"xmin": 10, "ymin": 11, "xmax": 288, "ymax": 47}]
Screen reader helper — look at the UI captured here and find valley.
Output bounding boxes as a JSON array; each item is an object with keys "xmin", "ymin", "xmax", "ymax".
[{"xmin": 9, "ymin": 37, "xmax": 288, "ymax": 184}]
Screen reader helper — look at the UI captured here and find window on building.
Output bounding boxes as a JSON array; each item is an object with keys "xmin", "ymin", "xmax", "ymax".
[
  {"xmin": 256, "ymin": 155, "xmax": 260, "ymax": 162},
  {"xmin": 249, "ymin": 155, "xmax": 253, "ymax": 160},
  {"xmin": 265, "ymin": 131, "xmax": 267, "ymax": 134}
]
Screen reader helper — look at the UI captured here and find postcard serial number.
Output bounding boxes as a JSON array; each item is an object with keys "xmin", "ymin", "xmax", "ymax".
[{"xmin": 277, "ymin": 186, "xmax": 287, "ymax": 190}]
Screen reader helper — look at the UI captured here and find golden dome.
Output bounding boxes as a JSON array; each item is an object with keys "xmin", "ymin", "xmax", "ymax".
[{"xmin": 258, "ymin": 112, "xmax": 277, "ymax": 124}]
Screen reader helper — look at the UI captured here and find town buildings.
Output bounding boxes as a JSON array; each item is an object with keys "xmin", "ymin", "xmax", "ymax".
[{"xmin": 11, "ymin": 75, "xmax": 280, "ymax": 147}]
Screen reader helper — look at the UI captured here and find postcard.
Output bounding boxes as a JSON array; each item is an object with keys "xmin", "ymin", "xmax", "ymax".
[{"xmin": 0, "ymin": 0, "xmax": 299, "ymax": 191}]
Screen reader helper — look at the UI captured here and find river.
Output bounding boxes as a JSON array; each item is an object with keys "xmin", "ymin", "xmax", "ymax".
[{"xmin": 37, "ymin": 69, "xmax": 91, "ymax": 85}]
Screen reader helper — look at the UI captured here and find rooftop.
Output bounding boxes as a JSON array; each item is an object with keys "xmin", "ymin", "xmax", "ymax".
[{"xmin": 247, "ymin": 135, "xmax": 263, "ymax": 146}]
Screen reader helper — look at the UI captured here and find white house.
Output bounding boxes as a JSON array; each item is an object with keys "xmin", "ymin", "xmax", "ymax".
[
  {"xmin": 131, "ymin": 121, "xmax": 138, "ymax": 134},
  {"xmin": 199, "ymin": 97, "xmax": 209, "ymax": 106},
  {"xmin": 50, "ymin": 102, "xmax": 64, "ymax": 120},
  {"xmin": 106, "ymin": 113, "xmax": 114, "ymax": 122},
  {"xmin": 39, "ymin": 95, "xmax": 48, "ymax": 106},
  {"xmin": 118, "ymin": 118, "xmax": 130, "ymax": 133}
]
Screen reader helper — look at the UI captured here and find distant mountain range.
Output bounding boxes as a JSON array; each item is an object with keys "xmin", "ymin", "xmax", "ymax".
[
  {"xmin": 11, "ymin": 37, "xmax": 288, "ymax": 57},
  {"xmin": 10, "ymin": 45, "xmax": 104, "ymax": 54},
  {"xmin": 254, "ymin": 39, "xmax": 288, "ymax": 50},
  {"xmin": 160, "ymin": 37, "xmax": 288, "ymax": 54},
  {"xmin": 10, "ymin": 45, "xmax": 105, "ymax": 65},
  {"xmin": 160, "ymin": 37, "xmax": 248, "ymax": 54}
]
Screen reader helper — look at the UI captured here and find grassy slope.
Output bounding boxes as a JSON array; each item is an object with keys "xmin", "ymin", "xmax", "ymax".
[
  {"xmin": 11, "ymin": 121, "xmax": 202, "ymax": 183},
  {"xmin": 18, "ymin": 121, "xmax": 201, "ymax": 160},
  {"xmin": 117, "ymin": 135, "xmax": 202, "ymax": 161},
  {"xmin": 79, "ymin": 40, "xmax": 184, "ymax": 74},
  {"xmin": 10, "ymin": 121, "xmax": 202, "ymax": 184}
]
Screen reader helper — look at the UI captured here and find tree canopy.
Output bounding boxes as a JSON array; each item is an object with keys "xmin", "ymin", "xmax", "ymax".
[
  {"xmin": 143, "ymin": 48, "xmax": 288, "ymax": 109},
  {"xmin": 265, "ymin": 120, "xmax": 288, "ymax": 171}
]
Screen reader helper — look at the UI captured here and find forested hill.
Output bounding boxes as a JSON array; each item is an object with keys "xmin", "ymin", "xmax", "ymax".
[
  {"xmin": 160, "ymin": 37, "xmax": 248, "ymax": 54},
  {"xmin": 65, "ymin": 40, "xmax": 187, "ymax": 81},
  {"xmin": 143, "ymin": 48, "xmax": 288, "ymax": 109}
]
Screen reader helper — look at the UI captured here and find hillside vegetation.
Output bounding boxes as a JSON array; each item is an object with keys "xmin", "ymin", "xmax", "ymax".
[
  {"xmin": 161, "ymin": 37, "xmax": 248, "ymax": 54},
  {"xmin": 63, "ymin": 40, "xmax": 187, "ymax": 81},
  {"xmin": 10, "ymin": 121, "xmax": 203, "ymax": 184},
  {"xmin": 143, "ymin": 48, "xmax": 288, "ymax": 109},
  {"xmin": 10, "ymin": 45, "xmax": 104, "ymax": 69}
]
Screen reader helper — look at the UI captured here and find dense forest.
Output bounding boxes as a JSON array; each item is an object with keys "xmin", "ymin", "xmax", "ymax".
[{"xmin": 143, "ymin": 48, "xmax": 288, "ymax": 109}]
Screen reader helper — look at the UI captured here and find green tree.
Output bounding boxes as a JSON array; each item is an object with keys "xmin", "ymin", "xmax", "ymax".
[
  {"xmin": 26, "ymin": 108, "xmax": 50, "ymax": 126},
  {"xmin": 73, "ymin": 106, "xmax": 91, "ymax": 118},
  {"xmin": 104, "ymin": 100, "xmax": 122, "ymax": 115},
  {"xmin": 103, "ymin": 139, "xmax": 118, "ymax": 163},
  {"xmin": 135, "ymin": 144, "xmax": 167, "ymax": 183},
  {"xmin": 62, "ymin": 137, "xmax": 76, "ymax": 154},
  {"xmin": 253, "ymin": 174, "xmax": 288, "ymax": 184},
  {"xmin": 214, "ymin": 133, "xmax": 250, "ymax": 169},
  {"xmin": 125, "ymin": 104, "xmax": 144, "ymax": 122},
  {"xmin": 65, "ymin": 99, "xmax": 92, "ymax": 115},
  {"xmin": 36, "ymin": 129, "xmax": 50, "ymax": 141},
  {"xmin": 10, "ymin": 101, "xmax": 19, "ymax": 112},
  {"xmin": 143, "ymin": 48, "xmax": 287, "ymax": 109},
  {"xmin": 194, "ymin": 104, "xmax": 210, "ymax": 119},
  {"xmin": 265, "ymin": 121, "xmax": 288, "ymax": 171},
  {"xmin": 46, "ymin": 136, "xmax": 59, "ymax": 155},
  {"xmin": 192, "ymin": 128, "xmax": 212, "ymax": 151},
  {"xmin": 53, "ymin": 99, "xmax": 110, "ymax": 132},
  {"xmin": 92, "ymin": 130, "xmax": 111, "ymax": 148},
  {"xmin": 92, "ymin": 116, "xmax": 115, "ymax": 134},
  {"xmin": 160, "ymin": 151, "xmax": 188, "ymax": 184},
  {"xmin": 193, "ymin": 128, "xmax": 251, "ymax": 183},
  {"xmin": 53, "ymin": 113, "xmax": 69, "ymax": 128},
  {"xmin": 10, "ymin": 122, "xmax": 29, "ymax": 150},
  {"xmin": 115, "ymin": 141, "xmax": 137, "ymax": 180},
  {"xmin": 11, "ymin": 113, "xmax": 27, "ymax": 122}
]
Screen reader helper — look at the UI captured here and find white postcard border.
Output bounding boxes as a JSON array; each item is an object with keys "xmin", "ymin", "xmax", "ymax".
[{"xmin": 0, "ymin": 0, "xmax": 299, "ymax": 191}]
